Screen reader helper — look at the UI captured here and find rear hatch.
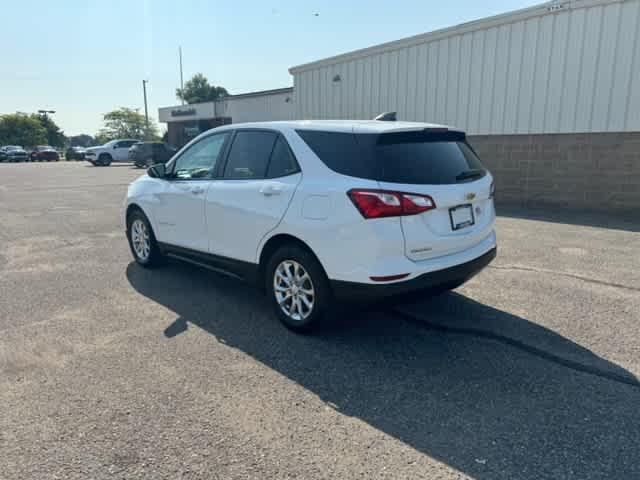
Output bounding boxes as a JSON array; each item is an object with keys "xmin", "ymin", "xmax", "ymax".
[
  {"xmin": 129, "ymin": 143, "xmax": 142, "ymax": 159},
  {"xmin": 371, "ymin": 130, "xmax": 494, "ymax": 262}
]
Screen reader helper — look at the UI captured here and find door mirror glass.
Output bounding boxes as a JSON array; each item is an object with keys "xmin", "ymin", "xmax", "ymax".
[{"xmin": 147, "ymin": 163, "xmax": 166, "ymax": 178}]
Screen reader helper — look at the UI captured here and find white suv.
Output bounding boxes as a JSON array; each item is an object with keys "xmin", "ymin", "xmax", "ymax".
[
  {"xmin": 124, "ymin": 120, "xmax": 496, "ymax": 331},
  {"xmin": 86, "ymin": 139, "xmax": 140, "ymax": 166}
]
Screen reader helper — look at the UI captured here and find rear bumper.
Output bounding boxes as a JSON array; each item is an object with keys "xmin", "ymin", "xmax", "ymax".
[{"xmin": 331, "ymin": 247, "xmax": 496, "ymax": 302}]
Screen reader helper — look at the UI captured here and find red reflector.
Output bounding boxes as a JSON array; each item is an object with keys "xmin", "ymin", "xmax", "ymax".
[
  {"xmin": 348, "ymin": 189, "xmax": 435, "ymax": 219},
  {"xmin": 370, "ymin": 273, "xmax": 410, "ymax": 282}
]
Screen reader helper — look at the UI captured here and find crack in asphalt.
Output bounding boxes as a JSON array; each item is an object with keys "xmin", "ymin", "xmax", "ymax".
[
  {"xmin": 488, "ymin": 264, "xmax": 640, "ymax": 293},
  {"xmin": 392, "ymin": 309, "xmax": 640, "ymax": 389}
]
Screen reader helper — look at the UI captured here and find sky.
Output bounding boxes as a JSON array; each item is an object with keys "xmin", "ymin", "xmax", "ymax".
[{"xmin": 0, "ymin": 0, "xmax": 539, "ymax": 136}]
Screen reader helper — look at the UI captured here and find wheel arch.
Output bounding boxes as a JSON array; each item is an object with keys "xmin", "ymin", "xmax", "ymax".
[
  {"xmin": 125, "ymin": 202, "xmax": 154, "ymax": 230},
  {"xmin": 257, "ymin": 233, "xmax": 328, "ymax": 288}
]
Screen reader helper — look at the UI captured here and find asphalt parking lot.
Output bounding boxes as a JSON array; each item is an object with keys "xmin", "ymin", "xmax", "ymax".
[{"xmin": 1, "ymin": 162, "xmax": 639, "ymax": 479}]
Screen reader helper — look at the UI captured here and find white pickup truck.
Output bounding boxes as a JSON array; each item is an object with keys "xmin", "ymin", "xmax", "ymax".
[{"xmin": 85, "ymin": 139, "xmax": 140, "ymax": 166}]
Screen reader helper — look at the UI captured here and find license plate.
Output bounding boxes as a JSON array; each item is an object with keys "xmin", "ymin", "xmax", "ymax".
[{"xmin": 449, "ymin": 204, "xmax": 475, "ymax": 230}]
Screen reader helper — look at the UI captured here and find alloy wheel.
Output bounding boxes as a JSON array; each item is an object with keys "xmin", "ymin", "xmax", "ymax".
[
  {"xmin": 273, "ymin": 260, "xmax": 315, "ymax": 321},
  {"xmin": 131, "ymin": 219, "xmax": 151, "ymax": 261}
]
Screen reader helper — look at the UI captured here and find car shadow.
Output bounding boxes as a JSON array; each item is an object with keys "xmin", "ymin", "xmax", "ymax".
[
  {"xmin": 497, "ymin": 204, "xmax": 640, "ymax": 232},
  {"xmin": 126, "ymin": 260, "xmax": 640, "ymax": 479}
]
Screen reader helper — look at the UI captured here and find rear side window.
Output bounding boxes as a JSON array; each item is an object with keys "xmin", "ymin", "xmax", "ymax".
[
  {"xmin": 295, "ymin": 130, "xmax": 376, "ymax": 179},
  {"xmin": 296, "ymin": 129, "xmax": 485, "ymax": 185},
  {"xmin": 224, "ymin": 131, "xmax": 277, "ymax": 179},
  {"xmin": 266, "ymin": 136, "xmax": 299, "ymax": 178}
]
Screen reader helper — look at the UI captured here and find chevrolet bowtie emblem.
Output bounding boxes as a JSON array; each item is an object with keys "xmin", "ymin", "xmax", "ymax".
[{"xmin": 466, "ymin": 192, "xmax": 476, "ymax": 201}]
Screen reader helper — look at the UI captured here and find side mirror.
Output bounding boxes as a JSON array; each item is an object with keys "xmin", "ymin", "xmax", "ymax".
[
  {"xmin": 147, "ymin": 163, "xmax": 166, "ymax": 178},
  {"xmin": 113, "ymin": 145, "xmax": 118, "ymax": 149}
]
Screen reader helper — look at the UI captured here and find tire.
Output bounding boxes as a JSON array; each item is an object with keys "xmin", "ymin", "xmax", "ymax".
[
  {"xmin": 98, "ymin": 153, "xmax": 112, "ymax": 166},
  {"xmin": 265, "ymin": 244, "xmax": 332, "ymax": 333},
  {"xmin": 126, "ymin": 209, "xmax": 164, "ymax": 268}
]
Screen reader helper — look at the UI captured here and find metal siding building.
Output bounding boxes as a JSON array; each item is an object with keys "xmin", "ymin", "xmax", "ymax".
[
  {"xmin": 159, "ymin": 88, "xmax": 294, "ymax": 146},
  {"xmin": 289, "ymin": 0, "xmax": 640, "ymax": 135},
  {"xmin": 215, "ymin": 88, "xmax": 295, "ymax": 124}
]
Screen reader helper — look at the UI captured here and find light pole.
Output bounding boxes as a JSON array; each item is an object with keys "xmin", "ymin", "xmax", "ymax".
[
  {"xmin": 179, "ymin": 46, "xmax": 184, "ymax": 105},
  {"xmin": 142, "ymin": 80, "xmax": 149, "ymax": 139}
]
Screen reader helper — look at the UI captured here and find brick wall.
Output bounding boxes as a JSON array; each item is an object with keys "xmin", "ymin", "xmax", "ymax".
[{"xmin": 468, "ymin": 132, "xmax": 640, "ymax": 214}]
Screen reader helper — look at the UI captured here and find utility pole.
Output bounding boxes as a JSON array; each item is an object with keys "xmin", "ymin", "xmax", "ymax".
[
  {"xmin": 179, "ymin": 46, "xmax": 185, "ymax": 105},
  {"xmin": 142, "ymin": 80, "xmax": 149, "ymax": 139}
]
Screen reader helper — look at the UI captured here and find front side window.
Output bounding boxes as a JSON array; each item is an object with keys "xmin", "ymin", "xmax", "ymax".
[
  {"xmin": 171, "ymin": 133, "xmax": 229, "ymax": 180},
  {"xmin": 223, "ymin": 131, "xmax": 277, "ymax": 179}
]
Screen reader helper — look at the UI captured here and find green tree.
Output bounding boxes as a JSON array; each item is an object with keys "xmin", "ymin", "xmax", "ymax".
[
  {"xmin": 0, "ymin": 113, "xmax": 47, "ymax": 147},
  {"xmin": 97, "ymin": 107, "xmax": 159, "ymax": 142},
  {"xmin": 33, "ymin": 113, "xmax": 66, "ymax": 147},
  {"xmin": 176, "ymin": 73, "xmax": 228, "ymax": 104}
]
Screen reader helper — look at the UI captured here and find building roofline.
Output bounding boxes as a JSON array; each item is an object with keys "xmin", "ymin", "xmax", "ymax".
[
  {"xmin": 288, "ymin": 0, "xmax": 622, "ymax": 74},
  {"xmin": 224, "ymin": 87, "xmax": 293, "ymax": 100},
  {"xmin": 159, "ymin": 87, "xmax": 294, "ymax": 112}
]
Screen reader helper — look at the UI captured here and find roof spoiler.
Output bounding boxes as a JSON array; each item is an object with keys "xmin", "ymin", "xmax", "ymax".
[{"xmin": 373, "ymin": 112, "xmax": 397, "ymax": 121}]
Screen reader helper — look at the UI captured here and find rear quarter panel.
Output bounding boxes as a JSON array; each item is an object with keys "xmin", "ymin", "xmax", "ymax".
[{"xmin": 260, "ymin": 128, "xmax": 407, "ymax": 282}]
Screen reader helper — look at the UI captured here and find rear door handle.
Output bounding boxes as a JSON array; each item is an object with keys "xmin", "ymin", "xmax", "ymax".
[
  {"xmin": 260, "ymin": 184, "xmax": 283, "ymax": 196},
  {"xmin": 190, "ymin": 186, "xmax": 205, "ymax": 195}
]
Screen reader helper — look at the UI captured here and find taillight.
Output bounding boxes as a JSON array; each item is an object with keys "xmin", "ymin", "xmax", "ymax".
[{"xmin": 347, "ymin": 189, "xmax": 436, "ymax": 219}]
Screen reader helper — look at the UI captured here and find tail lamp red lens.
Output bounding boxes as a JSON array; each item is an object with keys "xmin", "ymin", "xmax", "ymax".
[{"xmin": 347, "ymin": 189, "xmax": 436, "ymax": 219}]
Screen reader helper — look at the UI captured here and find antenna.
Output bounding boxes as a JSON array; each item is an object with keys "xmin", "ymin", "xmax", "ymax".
[{"xmin": 374, "ymin": 112, "xmax": 397, "ymax": 121}]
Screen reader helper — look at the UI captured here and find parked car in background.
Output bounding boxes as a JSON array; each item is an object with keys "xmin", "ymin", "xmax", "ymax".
[
  {"xmin": 85, "ymin": 139, "xmax": 140, "ymax": 166},
  {"xmin": 1, "ymin": 146, "xmax": 29, "ymax": 162},
  {"xmin": 129, "ymin": 142, "xmax": 176, "ymax": 168},
  {"xmin": 124, "ymin": 120, "xmax": 496, "ymax": 332},
  {"xmin": 30, "ymin": 146, "xmax": 60, "ymax": 162},
  {"xmin": 65, "ymin": 146, "xmax": 87, "ymax": 160}
]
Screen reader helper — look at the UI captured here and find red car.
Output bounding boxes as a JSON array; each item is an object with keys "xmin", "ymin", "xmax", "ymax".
[{"xmin": 30, "ymin": 146, "xmax": 60, "ymax": 162}]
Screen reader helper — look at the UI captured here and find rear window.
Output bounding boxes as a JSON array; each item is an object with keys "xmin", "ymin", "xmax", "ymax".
[{"xmin": 296, "ymin": 129, "xmax": 486, "ymax": 185}]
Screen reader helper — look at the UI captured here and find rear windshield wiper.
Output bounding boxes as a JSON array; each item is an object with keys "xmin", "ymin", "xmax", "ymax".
[{"xmin": 456, "ymin": 169, "xmax": 485, "ymax": 182}]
